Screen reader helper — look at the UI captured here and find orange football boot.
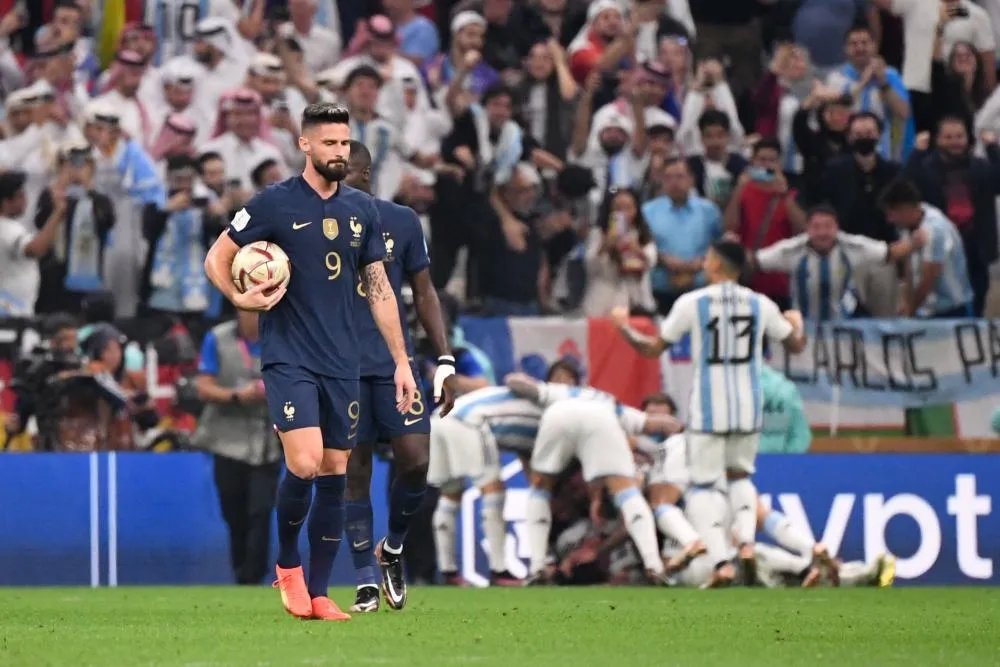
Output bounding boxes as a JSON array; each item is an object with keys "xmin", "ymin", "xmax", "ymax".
[
  {"xmin": 311, "ymin": 596, "xmax": 351, "ymax": 621},
  {"xmin": 273, "ymin": 565, "xmax": 312, "ymax": 618}
]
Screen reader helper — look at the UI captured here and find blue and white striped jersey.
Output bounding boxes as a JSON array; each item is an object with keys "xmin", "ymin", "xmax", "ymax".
[
  {"xmin": 659, "ymin": 281, "xmax": 793, "ymax": 434},
  {"xmin": 447, "ymin": 384, "xmax": 633, "ymax": 452},
  {"xmin": 756, "ymin": 232, "xmax": 889, "ymax": 321},
  {"xmin": 907, "ymin": 205, "xmax": 973, "ymax": 316}
]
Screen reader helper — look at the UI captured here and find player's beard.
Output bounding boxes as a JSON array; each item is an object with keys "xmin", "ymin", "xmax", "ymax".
[{"xmin": 312, "ymin": 157, "xmax": 348, "ymax": 183}]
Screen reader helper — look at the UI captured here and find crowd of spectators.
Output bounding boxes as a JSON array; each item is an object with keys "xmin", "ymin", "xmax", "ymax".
[{"xmin": 2, "ymin": 0, "xmax": 1000, "ymax": 455}]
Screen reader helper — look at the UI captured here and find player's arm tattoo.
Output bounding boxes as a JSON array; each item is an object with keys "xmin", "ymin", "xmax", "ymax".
[
  {"xmin": 361, "ymin": 262, "xmax": 393, "ymax": 304},
  {"xmin": 620, "ymin": 324, "xmax": 668, "ymax": 358}
]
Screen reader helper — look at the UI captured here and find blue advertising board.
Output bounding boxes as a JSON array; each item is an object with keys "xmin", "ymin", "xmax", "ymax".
[{"xmin": 0, "ymin": 453, "xmax": 996, "ymax": 586}]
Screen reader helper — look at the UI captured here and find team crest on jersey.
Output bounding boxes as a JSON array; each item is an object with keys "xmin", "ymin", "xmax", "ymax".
[
  {"xmin": 383, "ymin": 233, "xmax": 395, "ymax": 261},
  {"xmin": 323, "ymin": 218, "xmax": 339, "ymax": 240},
  {"xmin": 349, "ymin": 217, "xmax": 362, "ymax": 247},
  {"xmin": 283, "ymin": 402, "xmax": 295, "ymax": 421}
]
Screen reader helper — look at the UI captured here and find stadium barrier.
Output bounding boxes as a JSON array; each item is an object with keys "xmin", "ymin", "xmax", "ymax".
[{"xmin": 0, "ymin": 452, "xmax": 996, "ymax": 586}]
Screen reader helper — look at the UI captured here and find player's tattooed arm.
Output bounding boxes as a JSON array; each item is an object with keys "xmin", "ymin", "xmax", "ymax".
[
  {"xmin": 362, "ymin": 261, "xmax": 394, "ymax": 304},
  {"xmin": 504, "ymin": 372, "xmax": 542, "ymax": 401},
  {"xmin": 362, "ymin": 261, "xmax": 408, "ymax": 363}
]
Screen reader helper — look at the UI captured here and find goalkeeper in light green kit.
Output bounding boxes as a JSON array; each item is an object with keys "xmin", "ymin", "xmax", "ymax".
[{"xmin": 758, "ymin": 365, "xmax": 812, "ymax": 454}]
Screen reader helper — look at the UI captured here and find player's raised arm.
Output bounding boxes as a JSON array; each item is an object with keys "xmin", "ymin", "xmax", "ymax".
[{"xmin": 609, "ymin": 306, "xmax": 668, "ymax": 357}]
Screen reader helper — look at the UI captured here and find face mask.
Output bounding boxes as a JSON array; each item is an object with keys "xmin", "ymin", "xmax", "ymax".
[
  {"xmin": 748, "ymin": 166, "xmax": 774, "ymax": 183},
  {"xmin": 851, "ymin": 137, "xmax": 878, "ymax": 156},
  {"xmin": 66, "ymin": 185, "xmax": 86, "ymax": 200}
]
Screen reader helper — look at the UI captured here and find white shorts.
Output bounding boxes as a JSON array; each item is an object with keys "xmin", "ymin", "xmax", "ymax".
[
  {"xmin": 685, "ymin": 432, "xmax": 760, "ymax": 486},
  {"xmin": 426, "ymin": 414, "xmax": 501, "ymax": 488},
  {"xmin": 646, "ymin": 435, "xmax": 690, "ymax": 491},
  {"xmin": 530, "ymin": 400, "xmax": 636, "ymax": 482}
]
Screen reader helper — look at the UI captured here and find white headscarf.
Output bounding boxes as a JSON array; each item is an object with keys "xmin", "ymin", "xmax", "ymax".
[{"xmin": 568, "ymin": 0, "xmax": 625, "ymax": 55}]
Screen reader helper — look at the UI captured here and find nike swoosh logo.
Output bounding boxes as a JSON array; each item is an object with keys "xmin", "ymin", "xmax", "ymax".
[
  {"xmin": 404, "ymin": 417, "xmax": 423, "ymax": 426},
  {"xmin": 401, "ymin": 509, "xmax": 418, "ymax": 517},
  {"xmin": 292, "ymin": 222, "xmax": 312, "ymax": 230},
  {"xmin": 352, "ymin": 540, "xmax": 370, "ymax": 550},
  {"xmin": 288, "ymin": 518, "xmax": 305, "ymax": 526}
]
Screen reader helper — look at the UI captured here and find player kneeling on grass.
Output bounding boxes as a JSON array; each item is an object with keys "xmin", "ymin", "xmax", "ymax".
[
  {"xmin": 428, "ymin": 360, "xmax": 582, "ymax": 586},
  {"xmin": 204, "ymin": 103, "xmax": 416, "ymax": 621},
  {"xmin": 504, "ymin": 374, "xmax": 684, "ymax": 584},
  {"xmin": 338, "ymin": 141, "xmax": 458, "ymax": 613}
]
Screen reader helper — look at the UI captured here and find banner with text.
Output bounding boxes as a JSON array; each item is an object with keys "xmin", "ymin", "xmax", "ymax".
[{"xmin": 770, "ymin": 319, "xmax": 1000, "ymax": 408}]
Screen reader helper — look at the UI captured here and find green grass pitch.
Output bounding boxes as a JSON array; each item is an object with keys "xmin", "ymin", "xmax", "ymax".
[{"xmin": 1, "ymin": 587, "xmax": 997, "ymax": 666}]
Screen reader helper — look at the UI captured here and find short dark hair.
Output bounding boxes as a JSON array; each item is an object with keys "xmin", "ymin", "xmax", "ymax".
[
  {"xmin": 937, "ymin": 113, "xmax": 969, "ymax": 132},
  {"xmin": 709, "ymin": 239, "xmax": 747, "ymax": 276},
  {"xmin": 752, "ymin": 137, "xmax": 783, "ymax": 156},
  {"xmin": 662, "ymin": 156, "xmax": 689, "ymax": 172},
  {"xmin": 546, "ymin": 358, "xmax": 582, "ymax": 385},
  {"xmin": 301, "ymin": 103, "xmax": 350, "ymax": 131},
  {"xmin": 698, "ymin": 109, "xmax": 731, "ymax": 133},
  {"xmin": 807, "ymin": 204, "xmax": 839, "ymax": 221},
  {"xmin": 641, "ymin": 392, "xmax": 677, "ymax": 413},
  {"xmin": 845, "ymin": 24, "xmax": 874, "ymax": 41},
  {"xmin": 482, "ymin": 82, "xmax": 514, "ymax": 106},
  {"xmin": 849, "ymin": 111, "xmax": 883, "ymax": 133},
  {"xmin": 42, "ymin": 312, "xmax": 79, "ymax": 336},
  {"xmin": 165, "ymin": 154, "xmax": 196, "ymax": 173},
  {"xmin": 878, "ymin": 178, "xmax": 923, "ymax": 209},
  {"xmin": 344, "ymin": 65, "xmax": 382, "ymax": 89},
  {"xmin": 349, "ymin": 140, "xmax": 372, "ymax": 168},
  {"xmin": 251, "ymin": 158, "xmax": 278, "ymax": 187},
  {"xmin": 197, "ymin": 151, "xmax": 223, "ymax": 173}
]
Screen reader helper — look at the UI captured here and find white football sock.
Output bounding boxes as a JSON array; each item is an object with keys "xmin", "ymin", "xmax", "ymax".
[
  {"xmin": 762, "ymin": 509, "xmax": 815, "ymax": 557},
  {"xmin": 432, "ymin": 496, "xmax": 459, "ymax": 574},
  {"xmin": 839, "ymin": 560, "xmax": 877, "ymax": 587},
  {"xmin": 524, "ymin": 488, "xmax": 552, "ymax": 576},
  {"xmin": 480, "ymin": 492, "xmax": 507, "ymax": 573},
  {"xmin": 728, "ymin": 478, "xmax": 758, "ymax": 547},
  {"xmin": 614, "ymin": 487, "xmax": 664, "ymax": 574},
  {"xmin": 756, "ymin": 543, "xmax": 811, "ymax": 576},
  {"xmin": 685, "ymin": 487, "xmax": 730, "ymax": 568},
  {"xmin": 654, "ymin": 503, "xmax": 700, "ymax": 546}
]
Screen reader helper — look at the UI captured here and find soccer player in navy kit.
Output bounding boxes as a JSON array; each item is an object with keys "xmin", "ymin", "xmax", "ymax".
[
  {"xmin": 342, "ymin": 141, "xmax": 458, "ymax": 613},
  {"xmin": 204, "ymin": 104, "xmax": 417, "ymax": 622}
]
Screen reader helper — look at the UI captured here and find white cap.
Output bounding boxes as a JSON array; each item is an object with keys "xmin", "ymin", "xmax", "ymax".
[
  {"xmin": 84, "ymin": 99, "xmax": 122, "ymax": 125},
  {"xmin": 450, "ymin": 11, "xmax": 486, "ymax": 35},
  {"xmin": 160, "ymin": 58, "xmax": 199, "ymax": 86},
  {"xmin": 250, "ymin": 52, "xmax": 284, "ymax": 78}
]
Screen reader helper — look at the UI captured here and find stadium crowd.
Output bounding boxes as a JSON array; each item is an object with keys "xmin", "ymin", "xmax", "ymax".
[{"xmin": 0, "ymin": 0, "xmax": 998, "ymax": 586}]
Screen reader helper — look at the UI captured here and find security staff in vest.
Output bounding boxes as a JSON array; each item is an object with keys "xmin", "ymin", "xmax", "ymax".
[{"xmin": 193, "ymin": 309, "xmax": 281, "ymax": 585}]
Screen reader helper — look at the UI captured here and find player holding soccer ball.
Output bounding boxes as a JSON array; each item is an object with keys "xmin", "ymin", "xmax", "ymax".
[{"xmin": 204, "ymin": 103, "xmax": 416, "ymax": 622}]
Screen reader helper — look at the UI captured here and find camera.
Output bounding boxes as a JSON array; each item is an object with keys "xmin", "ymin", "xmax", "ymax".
[{"xmin": 9, "ymin": 342, "xmax": 84, "ymax": 449}]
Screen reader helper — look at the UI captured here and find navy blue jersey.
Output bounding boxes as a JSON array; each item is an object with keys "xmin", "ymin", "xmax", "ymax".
[
  {"xmin": 354, "ymin": 199, "xmax": 430, "ymax": 377},
  {"xmin": 228, "ymin": 177, "xmax": 386, "ymax": 378}
]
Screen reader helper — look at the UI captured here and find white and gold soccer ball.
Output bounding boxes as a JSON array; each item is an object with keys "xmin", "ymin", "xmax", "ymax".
[{"xmin": 231, "ymin": 240, "xmax": 291, "ymax": 294}]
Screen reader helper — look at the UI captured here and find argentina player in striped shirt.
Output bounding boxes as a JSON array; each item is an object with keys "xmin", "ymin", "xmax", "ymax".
[
  {"xmin": 611, "ymin": 240, "xmax": 807, "ymax": 586},
  {"xmin": 753, "ymin": 205, "xmax": 926, "ymax": 320},
  {"xmin": 879, "ymin": 180, "xmax": 975, "ymax": 318}
]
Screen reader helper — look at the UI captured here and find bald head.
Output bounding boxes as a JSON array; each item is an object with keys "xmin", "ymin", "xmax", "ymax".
[{"xmin": 344, "ymin": 140, "xmax": 373, "ymax": 192}]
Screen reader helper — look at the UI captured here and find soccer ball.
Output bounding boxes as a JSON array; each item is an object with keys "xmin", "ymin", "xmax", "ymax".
[{"xmin": 231, "ymin": 241, "xmax": 291, "ymax": 294}]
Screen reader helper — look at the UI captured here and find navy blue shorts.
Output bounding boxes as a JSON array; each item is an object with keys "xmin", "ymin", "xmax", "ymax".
[
  {"xmin": 263, "ymin": 363, "xmax": 360, "ymax": 450},
  {"xmin": 357, "ymin": 366, "xmax": 431, "ymax": 444}
]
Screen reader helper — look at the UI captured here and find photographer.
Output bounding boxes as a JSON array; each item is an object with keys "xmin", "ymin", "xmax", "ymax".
[
  {"xmin": 192, "ymin": 309, "xmax": 281, "ymax": 585},
  {"xmin": 6, "ymin": 314, "xmax": 80, "ymax": 451}
]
